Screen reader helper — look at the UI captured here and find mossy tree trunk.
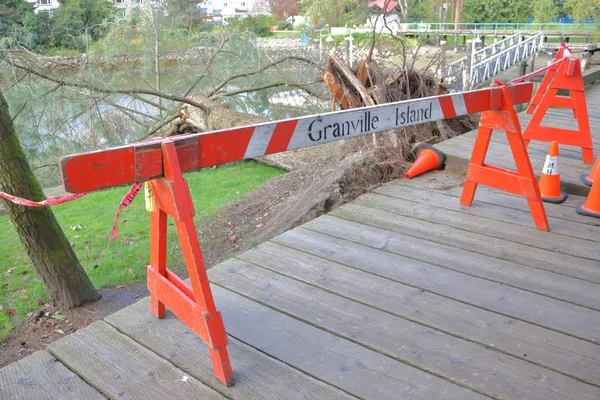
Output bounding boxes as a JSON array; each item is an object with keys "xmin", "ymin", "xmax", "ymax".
[{"xmin": 0, "ymin": 90, "xmax": 100, "ymax": 309}]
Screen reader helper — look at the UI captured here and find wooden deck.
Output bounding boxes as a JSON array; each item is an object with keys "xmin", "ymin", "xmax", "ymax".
[{"xmin": 2, "ymin": 88, "xmax": 600, "ymax": 400}]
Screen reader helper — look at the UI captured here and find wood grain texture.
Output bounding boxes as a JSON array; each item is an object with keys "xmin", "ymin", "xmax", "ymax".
[
  {"xmin": 48, "ymin": 321, "xmax": 226, "ymax": 400},
  {"xmin": 210, "ymin": 258, "xmax": 600, "ymax": 400},
  {"xmin": 374, "ymin": 183, "xmax": 600, "ymax": 242},
  {"xmin": 302, "ymin": 215, "xmax": 600, "ymax": 310},
  {"xmin": 209, "ymin": 285, "xmax": 487, "ymax": 400},
  {"xmin": 352, "ymin": 192, "xmax": 600, "ymax": 261},
  {"xmin": 394, "ymin": 172, "xmax": 597, "ymax": 223},
  {"xmin": 104, "ymin": 297, "xmax": 355, "ymax": 400},
  {"xmin": 0, "ymin": 351, "xmax": 104, "ymax": 400},
  {"xmin": 329, "ymin": 201, "xmax": 600, "ymax": 284},
  {"xmin": 271, "ymin": 224, "xmax": 600, "ymax": 343},
  {"xmin": 238, "ymin": 241, "xmax": 600, "ymax": 386}
]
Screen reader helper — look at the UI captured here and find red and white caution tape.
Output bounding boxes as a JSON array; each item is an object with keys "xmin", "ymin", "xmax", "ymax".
[
  {"xmin": 110, "ymin": 183, "xmax": 143, "ymax": 242},
  {"xmin": 0, "ymin": 183, "xmax": 142, "ymax": 243},
  {"xmin": 0, "ymin": 191, "xmax": 89, "ymax": 207}
]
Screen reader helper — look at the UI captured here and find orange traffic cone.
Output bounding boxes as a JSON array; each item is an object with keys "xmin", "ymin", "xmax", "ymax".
[
  {"xmin": 539, "ymin": 141, "xmax": 567, "ymax": 203},
  {"xmin": 405, "ymin": 143, "xmax": 445, "ymax": 179},
  {"xmin": 581, "ymin": 155, "xmax": 600, "ymax": 186},
  {"xmin": 577, "ymin": 177, "xmax": 600, "ymax": 218}
]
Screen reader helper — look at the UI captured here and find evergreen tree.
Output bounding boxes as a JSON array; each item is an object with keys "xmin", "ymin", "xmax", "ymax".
[{"xmin": 51, "ymin": 0, "xmax": 113, "ymax": 50}]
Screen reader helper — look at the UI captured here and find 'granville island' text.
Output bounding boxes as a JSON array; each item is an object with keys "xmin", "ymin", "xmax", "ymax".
[{"xmin": 307, "ymin": 102, "xmax": 434, "ymax": 142}]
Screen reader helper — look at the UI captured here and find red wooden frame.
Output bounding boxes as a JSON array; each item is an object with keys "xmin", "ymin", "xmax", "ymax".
[
  {"xmin": 146, "ymin": 141, "xmax": 233, "ymax": 386},
  {"xmin": 523, "ymin": 56, "xmax": 594, "ymax": 164},
  {"xmin": 461, "ymin": 86, "xmax": 550, "ymax": 231}
]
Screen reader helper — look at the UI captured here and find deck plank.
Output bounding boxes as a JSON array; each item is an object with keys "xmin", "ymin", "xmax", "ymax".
[
  {"xmin": 48, "ymin": 321, "xmax": 226, "ymax": 400},
  {"xmin": 210, "ymin": 258, "xmax": 600, "ymax": 400},
  {"xmin": 104, "ymin": 298, "xmax": 355, "ymax": 400},
  {"xmin": 329, "ymin": 201, "xmax": 600, "ymax": 283},
  {"xmin": 271, "ymin": 225, "xmax": 600, "ymax": 343},
  {"xmin": 373, "ymin": 183, "xmax": 600, "ymax": 242},
  {"xmin": 395, "ymin": 172, "xmax": 598, "ymax": 223},
  {"xmin": 302, "ymin": 215, "xmax": 600, "ymax": 310},
  {"xmin": 0, "ymin": 351, "xmax": 105, "ymax": 400},
  {"xmin": 352, "ymin": 192, "xmax": 600, "ymax": 261},
  {"xmin": 238, "ymin": 241, "xmax": 600, "ymax": 386},
  {"xmin": 209, "ymin": 286, "xmax": 486, "ymax": 400}
]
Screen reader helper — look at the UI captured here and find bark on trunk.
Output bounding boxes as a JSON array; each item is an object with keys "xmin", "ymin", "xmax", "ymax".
[
  {"xmin": 0, "ymin": 91, "xmax": 100, "ymax": 309},
  {"xmin": 454, "ymin": 0, "xmax": 463, "ymax": 25}
]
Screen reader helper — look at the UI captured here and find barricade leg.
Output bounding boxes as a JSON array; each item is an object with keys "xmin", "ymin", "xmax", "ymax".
[
  {"xmin": 150, "ymin": 209, "xmax": 167, "ymax": 318},
  {"xmin": 460, "ymin": 86, "xmax": 550, "ymax": 231},
  {"xmin": 146, "ymin": 141, "xmax": 234, "ymax": 386}
]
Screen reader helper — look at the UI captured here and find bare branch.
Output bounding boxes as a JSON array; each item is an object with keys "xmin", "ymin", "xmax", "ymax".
[
  {"xmin": 8, "ymin": 60, "xmax": 210, "ymax": 113},
  {"xmin": 104, "ymin": 99, "xmax": 160, "ymax": 121},
  {"xmin": 145, "ymin": 110, "xmax": 183, "ymax": 139},
  {"xmin": 183, "ymin": 35, "xmax": 229, "ymax": 98},
  {"xmin": 210, "ymin": 79, "xmax": 323, "ymax": 99},
  {"xmin": 206, "ymin": 56, "xmax": 320, "ymax": 98},
  {"xmin": 32, "ymin": 163, "xmax": 58, "ymax": 170},
  {"xmin": 130, "ymin": 93, "xmax": 168, "ymax": 111},
  {"xmin": 11, "ymin": 100, "xmax": 28, "ymax": 121}
]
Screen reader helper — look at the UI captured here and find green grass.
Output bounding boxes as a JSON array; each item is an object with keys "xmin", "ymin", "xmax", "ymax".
[{"xmin": 0, "ymin": 161, "xmax": 284, "ymax": 342}]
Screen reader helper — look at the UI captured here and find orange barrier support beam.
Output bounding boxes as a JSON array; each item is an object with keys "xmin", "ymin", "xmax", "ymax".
[
  {"xmin": 522, "ymin": 56, "xmax": 594, "ymax": 164},
  {"xmin": 526, "ymin": 46, "xmax": 566, "ymax": 115},
  {"xmin": 146, "ymin": 141, "xmax": 233, "ymax": 386},
  {"xmin": 461, "ymin": 86, "xmax": 550, "ymax": 231}
]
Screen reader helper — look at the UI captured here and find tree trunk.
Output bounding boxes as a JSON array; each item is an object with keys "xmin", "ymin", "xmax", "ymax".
[
  {"xmin": 454, "ymin": 0, "xmax": 463, "ymax": 25},
  {"xmin": 0, "ymin": 91, "xmax": 100, "ymax": 309}
]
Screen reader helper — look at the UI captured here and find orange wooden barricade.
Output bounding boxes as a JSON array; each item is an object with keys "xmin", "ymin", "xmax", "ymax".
[
  {"xmin": 146, "ymin": 141, "xmax": 233, "ymax": 386},
  {"xmin": 461, "ymin": 86, "xmax": 550, "ymax": 231},
  {"xmin": 523, "ymin": 56, "xmax": 594, "ymax": 164}
]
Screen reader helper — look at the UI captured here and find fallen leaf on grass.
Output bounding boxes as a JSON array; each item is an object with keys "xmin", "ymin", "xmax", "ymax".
[
  {"xmin": 37, "ymin": 300, "xmax": 51, "ymax": 307},
  {"xmin": 4, "ymin": 268, "xmax": 15, "ymax": 278},
  {"xmin": 0, "ymin": 305, "xmax": 3, "ymax": 311},
  {"xmin": 5, "ymin": 308, "xmax": 16, "ymax": 315},
  {"xmin": 20, "ymin": 295, "xmax": 28, "ymax": 299}
]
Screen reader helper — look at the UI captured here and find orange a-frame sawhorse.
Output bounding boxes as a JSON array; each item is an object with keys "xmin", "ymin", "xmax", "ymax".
[
  {"xmin": 146, "ymin": 141, "xmax": 233, "ymax": 385},
  {"xmin": 61, "ymin": 139, "xmax": 234, "ymax": 386}
]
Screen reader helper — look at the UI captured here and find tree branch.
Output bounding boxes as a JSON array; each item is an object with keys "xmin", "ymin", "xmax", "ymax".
[
  {"xmin": 210, "ymin": 79, "xmax": 323, "ymax": 99},
  {"xmin": 206, "ymin": 56, "xmax": 321, "ymax": 98},
  {"xmin": 183, "ymin": 35, "xmax": 228, "ymax": 98},
  {"xmin": 104, "ymin": 99, "xmax": 160, "ymax": 121},
  {"xmin": 144, "ymin": 110, "xmax": 183, "ymax": 139},
  {"xmin": 9, "ymin": 60, "xmax": 210, "ymax": 113}
]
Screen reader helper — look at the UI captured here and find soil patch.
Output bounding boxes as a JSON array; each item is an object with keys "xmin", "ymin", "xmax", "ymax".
[{"xmin": 0, "ymin": 283, "xmax": 149, "ymax": 367}]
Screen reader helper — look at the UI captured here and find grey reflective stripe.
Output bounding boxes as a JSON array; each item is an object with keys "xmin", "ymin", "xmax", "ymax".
[
  {"xmin": 243, "ymin": 124, "xmax": 277, "ymax": 158},
  {"xmin": 451, "ymin": 94, "xmax": 468, "ymax": 116}
]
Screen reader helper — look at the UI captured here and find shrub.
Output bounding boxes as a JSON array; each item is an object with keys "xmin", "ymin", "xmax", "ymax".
[{"xmin": 232, "ymin": 15, "xmax": 277, "ymax": 37}]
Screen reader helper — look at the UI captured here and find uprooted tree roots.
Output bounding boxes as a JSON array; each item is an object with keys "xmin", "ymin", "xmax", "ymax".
[
  {"xmin": 197, "ymin": 58, "xmax": 479, "ymax": 269},
  {"xmin": 323, "ymin": 54, "xmax": 477, "ymax": 163}
]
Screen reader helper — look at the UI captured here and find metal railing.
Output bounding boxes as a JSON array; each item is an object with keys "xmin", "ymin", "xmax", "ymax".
[
  {"xmin": 441, "ymin": 32, "xmax": 544, "ymax": 92},
  {"xmin": 403, "ymin": 22, "xmax": 596, "ymax": 36}
]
